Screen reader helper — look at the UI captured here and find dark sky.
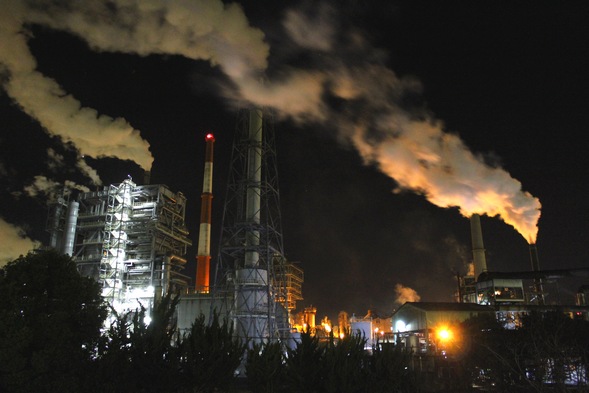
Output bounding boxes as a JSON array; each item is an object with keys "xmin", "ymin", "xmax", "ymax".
[{"xmin": 1, "ymin": 1, "xmax": 589, "ymax": 323}]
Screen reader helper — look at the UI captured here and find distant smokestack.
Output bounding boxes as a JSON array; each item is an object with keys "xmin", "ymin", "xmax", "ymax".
[
  {"xmin": 529, "ymin": 243, "xmax": 545, "ymax": 305},
  {"xmin": 195, "ymin": 133, "xmax": 215, "ymax": 293},
  {"xmin": 143, "ymin": 170, "xmax": 151, "ymax": 185},
  {"xmin": 470, "ymin": 214, "xmax": 488, "ymax": 280}
]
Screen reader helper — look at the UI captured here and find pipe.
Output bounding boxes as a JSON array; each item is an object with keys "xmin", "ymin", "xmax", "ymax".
[
  {"xmin": 195, "ymin": 133, "xmax": 215, "ymax": 293},
  {"xmin": 61, "ymin": 200, "xmax": 79, "ymax": 256},
  {"xmin": 529, "ymin": 243, "xmax": 545, "ymax": 305},
  {"xmin": 470, "ymin": 214, "xmax": 488, "ymax": 281}
]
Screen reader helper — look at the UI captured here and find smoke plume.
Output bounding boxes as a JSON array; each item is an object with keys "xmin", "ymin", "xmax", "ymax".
[
  {"xmin": 24, "ymin": 175, "xmax": 90, "ymax": 203},
  {"xmin": 235, "ymin": 5, "xmax": 542, "ymax": 243},
  {"xmin": 0, "ymin": 1, "xmax": 153, "ymax": 171},
  {"xmin": 0, "ymin": 218, "xmax": 40, "ymax": 267},
  {"xmin": 394, "ymin": 283, "xmax": 421, "ymax": 305},
  {"xmin": 1, "ymin": 0, "xmax": 541, "ymax": 243}
]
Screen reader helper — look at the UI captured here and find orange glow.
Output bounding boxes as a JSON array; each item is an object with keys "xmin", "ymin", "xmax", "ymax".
[{"xmin": 436, "ymin": 327, "xmax": 453, "ymax": 342}]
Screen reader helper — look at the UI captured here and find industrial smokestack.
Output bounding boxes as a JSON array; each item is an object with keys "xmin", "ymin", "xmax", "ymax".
[
  {"xmin": 143, "ymin": 170, "xmax": 151, "ymax": 185},
  {"xmin": 529, "ymin": 243, "xmax": 545, "ymax": 305},
  {"xmin": 470, "ymin": 214, "xmax": 488, "ymax": 281},
  {"xmin": 245, "ymin": 109, "xmax": 263, "ymax": 268},
  {"xmin": 195, "ymin": 133, "xmax": 215, "ymax": 293}
]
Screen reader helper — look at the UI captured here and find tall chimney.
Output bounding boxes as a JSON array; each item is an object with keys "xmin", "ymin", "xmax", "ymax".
[
  {"xmin": 529, "ymin": 243, "xmax": 545, "ymax": 305},
  {"xmin": 195, "ymin": 133, "xmax": 215, "ymax": 293},
  {"xmin": 470, "ymin": 214, "xmax": 488, "ymax": 281}
]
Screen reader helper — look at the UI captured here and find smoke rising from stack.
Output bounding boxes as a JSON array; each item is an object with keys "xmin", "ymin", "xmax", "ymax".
[
  {"xmin": 23, "ymin": 176, "xmax": 90, "ymax": 203},
  {"xmin": 1, "ymin": 0, "xmax": 541, "ymax": 248},
  {"xmin": 394, "ymin": 283, "xmax": 421, "ymax": 304}
]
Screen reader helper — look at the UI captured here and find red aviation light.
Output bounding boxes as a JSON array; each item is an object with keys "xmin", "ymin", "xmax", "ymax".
[{"xmin": 205, "ymin": 133, "xmax": 215, "ymax": 142}]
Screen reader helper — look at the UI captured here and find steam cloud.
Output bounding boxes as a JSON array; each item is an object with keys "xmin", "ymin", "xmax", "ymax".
[
  {"xmin": 0, "ymin": 2, "xmax": 154, "ymax": 172},
  {"xmin": 394, "ymin": 283, "xmax": 421, "ymax": 305},
  {"xmin": 1, "ymin": 0, "xmax": 541, "ymax": 245},
  {"xmin": 24, "ymin": 175, "xmax": 90, "ymax": 203},
  {"xmin": 0, "ymin": 218, "xmax": 40, "ymax": 267}
]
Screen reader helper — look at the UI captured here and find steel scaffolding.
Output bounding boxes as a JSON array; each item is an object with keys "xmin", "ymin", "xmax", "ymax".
[
  {"xmin": 73, "ymin": 178, "xmax": 191, "ymax": 314},
  {"xmin": 213, "ymin": 107, "xmax": 290, "ymax": 345}
]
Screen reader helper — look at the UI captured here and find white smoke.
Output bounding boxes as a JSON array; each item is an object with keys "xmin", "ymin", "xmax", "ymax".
[
  {"xmin": 1, "ymin": 0, "xmax": 541, "ymax": 243},
  {"xmin": 0, "ymin": 218, "xmax": 40, "ymax": 267},
  {"xmin": 394, "ymin": 283, "xmax": 421, "ymax": 304},
  {"xmin": 230, "ymin": 6, "xmax": 543, "ymax": 243},
  {"xmin": 0, "ymin": 0, "xmax": 153, "ymax": 171},
  {"xmin": 24, "ymin": 175, "xmax": 89, "ymax": 203},
  {"xmin": 76, "ymin": 157, "xmax": 102, "ymax": 185}
]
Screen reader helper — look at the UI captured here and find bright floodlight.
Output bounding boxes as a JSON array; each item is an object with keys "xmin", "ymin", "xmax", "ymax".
[{"xmin": 437, "ymin": 327, "xmax": 452, "ymax": 341}]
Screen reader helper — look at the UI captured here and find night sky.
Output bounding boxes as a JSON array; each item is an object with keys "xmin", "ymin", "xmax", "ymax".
[{"xmin": 1, "ymin": 1, "xmax": 589, "ymax": 323}]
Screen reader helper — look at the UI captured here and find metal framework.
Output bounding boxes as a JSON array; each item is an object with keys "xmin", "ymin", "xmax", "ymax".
[
  {"xmin": 73, "ymin": 178, "xmax": 192, "ymax": 314},
  {"xmin": 276, "ymin": 261, "xmax": 304, "ymax": 312},
  {"xmin": 213, "ymin": 107, "xmax": 290, "ymax": 345}
]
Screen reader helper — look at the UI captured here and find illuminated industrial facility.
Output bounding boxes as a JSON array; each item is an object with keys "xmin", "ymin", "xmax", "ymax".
[
  {"xmin": 391, "ymin": 214, "xmax": 589, "ymax": 354},
  {"xmin": 41, "ymin": 107, "xmax": 589, "ymax": 390},
  {"xmin": 42, "ymin": 104, "xmax": 304, "ymax": 350},
  {"xmin": 47, "ymin": 178, "xmax": 192, "ymax": 316}
]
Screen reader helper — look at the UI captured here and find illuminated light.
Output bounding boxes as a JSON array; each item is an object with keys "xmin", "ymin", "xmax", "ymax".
[
  {"xmin": 205, "ymin": 133, "xmax": 215, "ymax": 141},
  {"xmin": 144, "ymin": 315, "xmax": 152, "ymax": 325},
  {"xmin": 436, "ymin": 327, "xmax": 453, "ymax": 342},
  {"xmin": 339, "ymin": 332, "xmax": 345, "ymax": 340},
  {"xmin": 395, "ymin": 320, "xmax": 406, "ymax": 332}
]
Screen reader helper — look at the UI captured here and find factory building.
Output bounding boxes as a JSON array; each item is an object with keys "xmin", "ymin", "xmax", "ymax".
[
  {"xmin": 43, "ymin": 106, "xmax": 303, "ymax": 352},
  {"xmin": 391, "ymin": 214, "xmax": 589, "ymax": 354},
  {"xmin": 392, "ymin": 302, "xmax": 495, "ymax": 354},
  {"xmin": 49, "ymin": 178, "xmax": 192, "ymax": 316},
  {"xmin": 350, "ymin": 309, "xmax": 395, "ymax": 351}
]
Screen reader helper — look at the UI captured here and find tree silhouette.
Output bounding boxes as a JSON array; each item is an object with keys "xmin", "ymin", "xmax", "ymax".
[{"xmin": 0, "ymin": 250, "xmax": 107, "ymax": 392}]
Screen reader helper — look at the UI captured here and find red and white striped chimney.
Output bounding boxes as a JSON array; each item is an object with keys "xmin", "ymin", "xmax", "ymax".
[{"xmin": 195, "ymin": 133, "xmax": 215, "ymax": 293}]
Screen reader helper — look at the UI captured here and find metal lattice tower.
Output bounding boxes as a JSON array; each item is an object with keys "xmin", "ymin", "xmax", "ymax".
[{"xmin": 213, "ymin": 107, "xmax": 290, "ymax": 345}]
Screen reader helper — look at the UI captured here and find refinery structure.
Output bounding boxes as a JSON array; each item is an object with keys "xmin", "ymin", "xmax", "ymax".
[
  {"xmin": 45, "ymin": 106, "xmax": 302, "ymax": 348},
  {"xmin": 42, "ymin": 105, "xmax": 589, "ymax": 359},
  {"xmin": 48, "ymin": 177, "xmax": 192, "ymax": 316}
]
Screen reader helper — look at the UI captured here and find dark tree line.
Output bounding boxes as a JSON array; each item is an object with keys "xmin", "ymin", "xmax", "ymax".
[
  {"xmin": 0, "ymin": 251, "xmax": 419, "ymax": 393},
  {"xmin": 0, "ymin": 251, "xmax": 244, "ymax": 393},
  {"xmin": 461, "ymin": 311, "xmax": 589, "ymax": 392},
  {"xmin": 245, "ymin": 331, "xmax": 418, "ymax": 393},
  {"xmin": 3, "ymin": 250, "xmax": 588, "ymax": 393}
]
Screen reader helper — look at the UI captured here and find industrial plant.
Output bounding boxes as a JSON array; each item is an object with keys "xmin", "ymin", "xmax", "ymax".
[
  {"xmin": 39, "ymin": 104, "xmax": 589, "ymax": 389},
  {"xmin": 44, "ymin": 106, "xmax": 303, "ymax": 349}
]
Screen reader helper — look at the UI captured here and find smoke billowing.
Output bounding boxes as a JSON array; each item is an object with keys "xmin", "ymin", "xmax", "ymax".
[
  {"xmin": 0, "ymin": 0, "xmax": 541, "ymax": 265},
  {"xmin": 0, "ymin": 218, "xmax": 40, "ymax": 267},
  {"xmin": 394, "ymin": 283, "xmax": 421, "ymax": 305},
  {"xmin": 0, "ymin": 1, "xmax": 154, "ymax": 172}
]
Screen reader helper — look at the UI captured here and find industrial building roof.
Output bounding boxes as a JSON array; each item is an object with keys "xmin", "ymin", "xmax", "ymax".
[{"xmin": 397, "ymin": 302, "xmax": 495, "ymax": 313}]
